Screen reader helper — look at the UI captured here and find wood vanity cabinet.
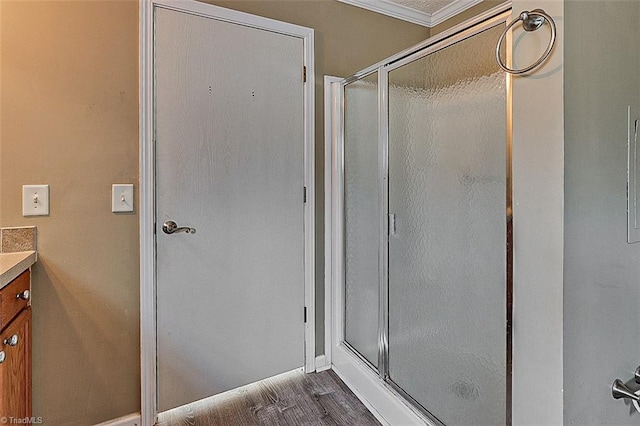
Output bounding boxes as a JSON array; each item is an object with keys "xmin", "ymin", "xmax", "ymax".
[{"xmin": 0, "ymin": 270, "xmax": 32, "ymax": 418}]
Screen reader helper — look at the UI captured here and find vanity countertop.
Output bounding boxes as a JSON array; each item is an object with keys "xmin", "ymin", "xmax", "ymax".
[{"xmin": 0, "ymin": 251, "xmax": 37, "ymax": 290}]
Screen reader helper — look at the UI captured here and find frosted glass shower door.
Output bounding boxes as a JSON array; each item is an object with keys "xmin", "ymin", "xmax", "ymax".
[
  {"xmin": 343, "ymin": 73, "xmax": 380, "ymax": 368},
  {"xmin": 387, "ymin": 24, "xmax": 508, "ymax": 425}
]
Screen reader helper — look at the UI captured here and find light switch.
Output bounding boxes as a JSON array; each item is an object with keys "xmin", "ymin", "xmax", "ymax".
[
  {"xmin": 112, "ymin": 184, "xmax": 134, "ymax": 213},
  {"xmin": 23, "ymin": 185, "xmax": 50, "ymax": 216}
]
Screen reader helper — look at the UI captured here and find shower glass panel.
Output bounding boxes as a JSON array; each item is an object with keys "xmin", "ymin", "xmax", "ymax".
[
  {"xmin": 344, "ymin": 72, "xmax": 379, "ymax": 367},
  {"xmin": 387, "ymin": 24, "xmax": 507, "ymax": 425}
]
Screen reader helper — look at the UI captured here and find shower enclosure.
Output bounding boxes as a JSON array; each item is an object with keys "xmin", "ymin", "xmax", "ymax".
[{"xmin": 328, "ymin": 5, "xmax": 512, "ymax": 425}]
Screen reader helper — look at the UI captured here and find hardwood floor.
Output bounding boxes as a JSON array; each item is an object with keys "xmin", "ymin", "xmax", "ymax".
[{"xmin": 156, "ymin": 369, "xmax": 381, "ymax": 426}]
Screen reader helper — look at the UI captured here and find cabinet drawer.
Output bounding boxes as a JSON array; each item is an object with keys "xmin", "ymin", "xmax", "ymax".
[{"xmin": 0, "ymin": 270, "xmax": 30, "ymax": 329}]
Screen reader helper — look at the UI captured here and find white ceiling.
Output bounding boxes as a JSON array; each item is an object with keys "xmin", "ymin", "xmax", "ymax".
[{"xmin": 337, "ymin": 0, "xmax": 483, "ymax": 27}]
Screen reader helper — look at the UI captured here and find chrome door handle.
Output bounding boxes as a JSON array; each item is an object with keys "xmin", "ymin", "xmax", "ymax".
[
  {"xmin": 612, "ymin": 379, "xmax": 640, "ymax": 402},
  {"xmin": 162, "ymin": 220, "xmax": 196, "ymax": 235}
]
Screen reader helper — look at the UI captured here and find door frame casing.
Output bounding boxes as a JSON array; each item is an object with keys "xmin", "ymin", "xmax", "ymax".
[{"xmin": 139, "ymin": 1, "xmax": 315, "ymax": 424}]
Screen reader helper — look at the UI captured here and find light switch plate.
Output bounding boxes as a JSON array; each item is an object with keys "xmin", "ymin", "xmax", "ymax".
[
  {"xmin": 112, "ymin": 184, "xmax": 134, "ymax": 213},
  {"xmin": 23, "ymin": 185, "xmax": 50, "ymax": 216}
]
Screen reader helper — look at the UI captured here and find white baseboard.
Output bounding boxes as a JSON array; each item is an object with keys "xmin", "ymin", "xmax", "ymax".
[
  {"xmin": 94, "ymin": 413, "xmax": 141, "ymax": 426},
  {"xmin": 315, "ymin": 354, "xmax": 331, "ymax": 372}
]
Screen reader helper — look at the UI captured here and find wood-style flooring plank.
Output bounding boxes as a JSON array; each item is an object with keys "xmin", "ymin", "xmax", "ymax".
[{"xmin": 156, "ymin": 369, "xmax": 381, "ymax": 426}]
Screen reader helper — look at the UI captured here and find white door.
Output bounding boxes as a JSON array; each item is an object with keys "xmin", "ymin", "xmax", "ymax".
[{"xmin": 154, "ymin": 6, "xmax": 306, "ymax": 412}]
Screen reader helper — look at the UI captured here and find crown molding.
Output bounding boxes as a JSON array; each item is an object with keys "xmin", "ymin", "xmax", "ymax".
[
  {"xmin": 430, "ymin": 0, "xmax": 484, "ymax": 26},
  {"xmin": 337, "ymin": 0, "xmax": 484, "ymax": 27}
]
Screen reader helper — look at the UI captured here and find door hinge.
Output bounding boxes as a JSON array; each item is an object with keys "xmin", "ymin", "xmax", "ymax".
[
  {"xmin": 388, "ymin": 213, "xmax": 396, "ymax": 236},
  {"xmin": 153, "ymin": 222, "xmax": 157, "ymax": 235},
  {"xmin": 303, "ymin": 66, "xmax": 307, "ymax": 83},
  {"xmin": 303, "ymin": 186, "xmax": 307, "ymax": 203},
  {"xmin": 304, "ymin": 306, "xmax": 307, "ymax": 323}
]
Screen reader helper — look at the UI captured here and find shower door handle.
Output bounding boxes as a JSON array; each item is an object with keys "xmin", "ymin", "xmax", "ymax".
[{"xmin": 162, "ymin": 220, "xmax": 196, "ymax": 235}]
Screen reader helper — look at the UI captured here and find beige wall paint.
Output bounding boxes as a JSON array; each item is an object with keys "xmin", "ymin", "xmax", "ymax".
[
  {"xmin": 205, "ymin": 0, "xmax": 430, "ymax": 355},
  {"xmin": 1, "ymin": 0, "xmax": 428, "ymax": 423},
  {"xmin": 0, "ymin": 1, "xmax": 139, "ymax": 424},
  {"xmin": 0, "ymin": 1, "xmax": 3, "ymax": 227}
]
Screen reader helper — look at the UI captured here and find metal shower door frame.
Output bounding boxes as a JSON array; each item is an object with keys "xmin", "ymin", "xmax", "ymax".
[
  {"xmin": 328, "ymin": 4, "xmax": 513, "ymax": 425},
  {"xmin": 381, "ymin": 14, "xmax": 513, "ymax": 423}
]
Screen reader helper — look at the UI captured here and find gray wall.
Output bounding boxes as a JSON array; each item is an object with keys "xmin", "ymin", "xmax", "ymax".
[
  {"xmin": 564, "ymin": 1, "xmax": 640, "ymax": 424},
  {"xmin": 510, "ymin": 1, "xmax": 565, "ymax": 422}
]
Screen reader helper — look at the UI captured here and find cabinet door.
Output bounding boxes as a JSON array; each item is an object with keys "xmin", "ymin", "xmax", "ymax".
[
  {"xmin": 0, "ymin": 307, "xmax": 31, "ymax": 417},
  {"xmin": 0, "ymin": 271, "xmax": 30, "ymax": 329}
]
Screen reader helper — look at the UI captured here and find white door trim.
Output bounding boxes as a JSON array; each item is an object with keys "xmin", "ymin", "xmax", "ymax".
[
  {"xmin": 139, "ymin": 1, "xmax": 315, "ymax": 424},
  {"xmin": 322, "ymin": 75, "xmax": 342, "ymax": 370}
]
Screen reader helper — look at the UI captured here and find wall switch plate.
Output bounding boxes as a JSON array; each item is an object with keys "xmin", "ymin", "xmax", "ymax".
[
  {"xmin": 112, "ymin": 184, "xmax": 134, "ymax": 213},
  {"xmin": 22, "ymin": 185, "xmax": 50, "ymax": 216}
]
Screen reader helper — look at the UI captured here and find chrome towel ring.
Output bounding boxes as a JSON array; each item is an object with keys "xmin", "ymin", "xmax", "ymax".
[{"xmin": 496, "ymin": 9, "xmax": 557, "ymax": 75}]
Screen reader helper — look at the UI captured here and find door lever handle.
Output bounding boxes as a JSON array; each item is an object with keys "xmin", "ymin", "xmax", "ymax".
[
  {"xmin": 612, "ymin": 379, "xmax": 640, "ymax": 402},
  {"xmin": 162, "ymin": 220, "xmax": 196, "ymax": 235},
  {"xmin": 635, "ymin": 366, "xmax": 640, "ymax": 384}
]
